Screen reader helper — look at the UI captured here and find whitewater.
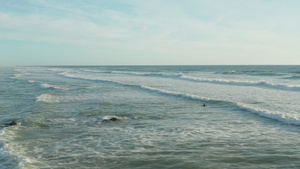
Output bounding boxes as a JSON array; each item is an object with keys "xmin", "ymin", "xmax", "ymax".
[{"xmin": 1, "ymin": 65, "xmax": 300, "ymax": 168}]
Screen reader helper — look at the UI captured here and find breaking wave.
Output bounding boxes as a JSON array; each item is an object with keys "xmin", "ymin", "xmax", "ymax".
[
  {"xmin": 236, "ymin": 103, "xmax": 300, "ymax": 125},
  {"xmin": 59, "ymin": 71, "xmax": 300, "ymax": 126},
  {"xmin": 104, "ymin": 70, "xmax": 300, "ymax": 92},
  {"xmin": 180, "ymin": 75, "xmax": 300, "ymax": 91}
]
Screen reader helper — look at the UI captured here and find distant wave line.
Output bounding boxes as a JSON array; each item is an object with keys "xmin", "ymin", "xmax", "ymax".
[{"xmin": 97, "ymin": 70, "xmax": 300, "ymax": 92}]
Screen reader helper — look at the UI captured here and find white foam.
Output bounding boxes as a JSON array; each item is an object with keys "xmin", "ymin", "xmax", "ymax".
[
  {"xmin": 140, "ymin": 85, "xmax": 214, "ymax": 102},
  {"xmin": 40, "ymin": 83, "xmax": 66, "ymax": 90},
  {"xmin": 72, "ymin": 69, "xmax": 300, "ymax": 92},
  {"xmin": 180, "ymin": 75, "xmax": 300, "ymax": 91},
  {"xmin": 59, "ymin": 71, "xmax": 218, "ymax": 103},
  {"xmin": 47, "ymin": 68, "xmax": 70, "ymax": 72},
  {"xmin": 112, "ymin": 71, "xmax": 164, "ymax": 76},
  {"xmin": 142, "ymin": 83, "xmax": 300, "ymax": 126},
  {"xmin": 36, "ymin": 94, "xmax": 59, "ymax": 103},
  {"xmin": 10, "ymin": 72, "xmax": 30, "ymax": 79},
  {"xmin": 58, "ymin": 69, "xmax": 300, "ymax": 126},
  {"xmin": 111, "ymin": 71, "xmax": 183, "ymax": 79},
  {"xmin": 10, "ymin": 73, "xmax": 23, "ymax": 79},
  {"xmin": 0, "ymin": 128, "xmax": 23, "ymax": 168},
  {"xmin": 0, "ymin": 127, "xmax": 49, "ymax": 169},
  {"xmin": 59, "ymin": 71, "xmax": 87, "ymax": 79},
  {"xmin": 28, "ymin": 80, "xmax": 36, "ymax": 83},
  {"xmin": 36, "ymin": 93, "xmax": 101, "ymax": 103}
]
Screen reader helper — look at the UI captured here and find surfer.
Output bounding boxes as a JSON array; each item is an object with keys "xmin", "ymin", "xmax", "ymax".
[{"xmin": 203, "ymin": 103, "xmax": 206, "ymax": 107}]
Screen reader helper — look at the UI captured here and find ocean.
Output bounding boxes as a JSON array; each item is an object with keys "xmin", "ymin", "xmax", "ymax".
[{"xmin": 1, "ymin": 65, "xmax": 300, "ymax": 169}]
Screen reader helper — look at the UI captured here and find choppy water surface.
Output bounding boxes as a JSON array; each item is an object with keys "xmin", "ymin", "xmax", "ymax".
[{"xmin": 1, "ymin": 65, "xmax": 300, "ymax": 169}]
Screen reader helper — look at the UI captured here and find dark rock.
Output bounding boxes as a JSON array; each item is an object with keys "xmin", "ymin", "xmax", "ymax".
[
  {"xmin": 4, "ymin": 120, "xmax": 18, "ymax": 127},
  {"xmin": 102, "ymin": 117, "xmax": 121, "ymax": 122},
  {"xmin": 109, "ymin": 117, "xmax": 120, "ymax": 121}
]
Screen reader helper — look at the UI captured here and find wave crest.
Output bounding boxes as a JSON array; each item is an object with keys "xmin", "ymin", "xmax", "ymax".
[
  {"xmin": 180, "ymin": 75, "xmax": 300, "ymax": 91},
  {"xmin": 100, "ymin": 70, "xmax": 300, "ymax": 92},
  {"xmin": 237, "ymin": 103, "xmax": 300, "ymax": 125}
]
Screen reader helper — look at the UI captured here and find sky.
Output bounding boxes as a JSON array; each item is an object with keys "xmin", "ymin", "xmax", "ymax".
[{"xmin": 0, "ymin": 0, "xmax": 300, "ymax": 66}]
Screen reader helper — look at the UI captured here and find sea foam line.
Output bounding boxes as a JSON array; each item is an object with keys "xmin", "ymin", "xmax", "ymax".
[
  {"xmin": 60, "ymin": 71, "xmax": 300, "ymax": 126},
  {"xmin": 36, "ymin": 94, "xmax": 60, "ymax": 103},
  {"xmin": 36, "ymin": 93, "xmax": 101, "ymax": 103},
  {"xmin": 180, "ymin": 75, "xmax": 300, "ymax": 91}
]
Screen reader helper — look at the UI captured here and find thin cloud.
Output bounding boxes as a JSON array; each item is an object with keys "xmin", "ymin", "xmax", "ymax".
[{"xmin": 1, "ymin": 0, "xmax": 299, "ymax": 65}]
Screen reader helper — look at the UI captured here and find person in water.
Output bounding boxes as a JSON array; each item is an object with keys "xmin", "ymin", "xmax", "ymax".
[{"xmin": 203, "ymin": 103, "xmax": 206, "ymax": 107}]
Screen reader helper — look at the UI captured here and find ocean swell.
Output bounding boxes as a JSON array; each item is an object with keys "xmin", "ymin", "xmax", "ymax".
[
  {"xmin": 180, "ymin": 75, "xmax": 300, "ymax": 91},
  {"xmin": 140, "ymin": 86, "xmax": 300, "ymax": 125},
  {"xmin": 99, "ymin": 70, "xmax": 300, "ymax": 92},
  {"xmin": 236, "ymin": 103, "xmax": 300, "ymax": 125},
  {"xmin": 59, "ymin": 70, "xmax": 300, "ymax": 125},
  {"xmin": 142, "ymin": 86, "xmax": 300, "ymax": 126},
  {"xmin": 283, "ymin": 75, "xmax": 300, "ymax": 80}
]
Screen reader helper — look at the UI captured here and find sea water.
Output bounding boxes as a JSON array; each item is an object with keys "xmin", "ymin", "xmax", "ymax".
[{"xmin": 0, "ymin": 65, "xmax": 300, "ymax": 169}]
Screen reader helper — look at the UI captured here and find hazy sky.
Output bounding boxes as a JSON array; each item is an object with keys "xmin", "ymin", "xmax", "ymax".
[{"xmin": 1, "ymin": 0, "xmax": 300, "ymax": 66}]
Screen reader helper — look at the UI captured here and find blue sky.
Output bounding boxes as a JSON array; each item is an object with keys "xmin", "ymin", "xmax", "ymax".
[{"xmin": 1, "ymin": 0, "xmax": 300, "ymax": 65}]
